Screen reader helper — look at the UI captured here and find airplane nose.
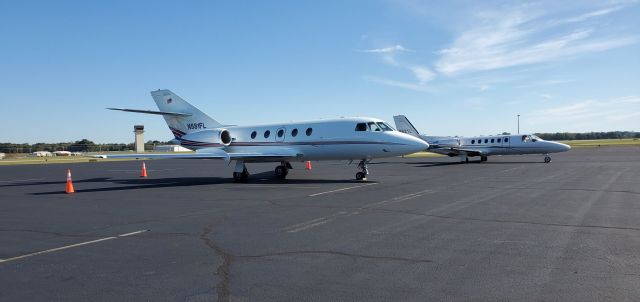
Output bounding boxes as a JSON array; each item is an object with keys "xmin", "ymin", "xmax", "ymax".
[
  {"xmin": 407, "ymin": 135, "xmax": 429, "ymax": 151},
  {"xmin": 553, "ymin": 142, "xmax": 571, "ymax": 152}
]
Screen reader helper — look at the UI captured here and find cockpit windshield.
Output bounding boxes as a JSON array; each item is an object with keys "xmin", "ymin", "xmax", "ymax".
[
  {"xmin": 521, "ymin": 135, "xmax": 540, "ymax": 143},
  {"xmin": 355, "ymin": 122, "xmax": 395, "ymax": 132},
  {"xmin": 376, "ymin": 122, "xmax": 394, "ymax": 131},
  {"xmin": 368, "ymin": 122, "xmax": 381, "ymax": 131}
]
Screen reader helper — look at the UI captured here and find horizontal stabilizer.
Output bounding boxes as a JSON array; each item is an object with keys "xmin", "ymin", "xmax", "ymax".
[
  {"xmin": 107, "ymin": 108, "xmax": 192, "ymax": 117},
  {"xmin": 93, "ymin": 148, "xmax": 302, "ymax": 162}
]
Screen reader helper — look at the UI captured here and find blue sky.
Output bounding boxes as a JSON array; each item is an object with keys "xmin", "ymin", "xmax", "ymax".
[{"xmin": 1, "ymin": 0, "xmax": 639, "ymax": 143}]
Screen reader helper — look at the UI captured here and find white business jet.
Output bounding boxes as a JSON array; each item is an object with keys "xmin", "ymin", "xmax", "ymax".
[
  {"xmin": 393, "ymin": 115, "xmax": 570, "ymax": 163},
  {"xmin": 98, "ymin": 90, "xmax": 428, "ymax": 181}
]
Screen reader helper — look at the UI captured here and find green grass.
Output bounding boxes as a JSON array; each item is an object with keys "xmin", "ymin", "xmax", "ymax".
[
  {"xmin": 0, "ymin": 151, "xmax": 195, "ymax": 166},
  {"xmin": 1, "ymin": 139, "xmax": 636, "ymax": 165},
  {"xmin": 0, "ymin": 156, "xmax": 136, "ymax": 166},
  {"xmin": 403, "ymin": 152, "xmax": 444, "ymax": 158},
  {"xmin": 558, "ymin": 138, "xmax": 640, "ymax": 147}
]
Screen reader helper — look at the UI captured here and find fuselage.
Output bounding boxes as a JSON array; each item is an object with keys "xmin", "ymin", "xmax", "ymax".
[
  {"xmin": 424, "ymin": 134, "xmax": 571, "ymax": 156},
  {"xmin": 172, "ymin": 117, "xmax": 429, "ymax": 162}
]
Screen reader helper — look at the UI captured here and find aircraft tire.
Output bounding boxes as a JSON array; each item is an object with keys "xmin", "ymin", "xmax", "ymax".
[
  {"xmin": 275, "ymin": 165, "xmax": 288, "ymax": 179},
  {"xmin": 233, "ymin": 170, "xmax": 250, "ymax": 182}
]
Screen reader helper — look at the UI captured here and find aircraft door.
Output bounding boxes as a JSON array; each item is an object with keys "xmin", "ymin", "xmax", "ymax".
[{"xmin": 275, "ymin": 127, "xmax": 286, "ymax": 142}]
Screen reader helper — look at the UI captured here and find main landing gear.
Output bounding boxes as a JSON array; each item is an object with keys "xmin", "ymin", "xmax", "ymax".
[
  {"xmin": 274, "ymin": 161, "xmax": 293, "ymax": 179},
  {"xmin": 233, "ymin": 161, "xmax": 249, "ymax": 182},
  {"xmin": 480, "ymin": 155, "xmax": 488, "ymax": 162},
  {"xmin": 356, "ymin": 159, "xmax": 369, "ymax": 181},
  {"xmin": 544, "ymin": 154, "xmax": 552, "ymax": 163}
]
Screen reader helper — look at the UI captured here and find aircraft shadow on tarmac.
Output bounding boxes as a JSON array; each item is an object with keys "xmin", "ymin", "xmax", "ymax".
[{"xmin": 28, "ymin": 171, "xmax": 370, "ymax": 195}]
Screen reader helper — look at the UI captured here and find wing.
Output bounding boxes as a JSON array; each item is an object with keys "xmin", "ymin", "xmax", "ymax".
[
  {"xmin": 430, "ymin": 146, "xmax": 487, "ymax": 157},
  {"xmin": 94, "ymin": 148, "xmax": 302, "ymax": 162}
]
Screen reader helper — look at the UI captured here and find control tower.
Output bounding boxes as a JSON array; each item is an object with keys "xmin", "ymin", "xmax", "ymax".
[{"xmin": 134, "ymin": 125, "xmax": 144, "ymax": 152}]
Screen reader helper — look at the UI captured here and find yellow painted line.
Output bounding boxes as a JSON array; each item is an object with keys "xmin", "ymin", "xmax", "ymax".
[{"xmin": 0, "ymin": 229, "xmax": 149, "ymax": 264}]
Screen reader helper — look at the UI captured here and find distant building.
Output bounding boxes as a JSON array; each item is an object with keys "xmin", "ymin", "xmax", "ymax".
[
  {"xmin": 31, "ymin": 151, "xmax": 53, "ymax": 157},
  {"xmin": 153, "ymin": 145, "xmax": 192, "ymax": 152},
  {"xmin": 53, "ymin": 151, "xmax": 72, "ymax": 156},
  {"xmin": 0, "ymin": 153, "xmax": 5, "ymax": 160}
]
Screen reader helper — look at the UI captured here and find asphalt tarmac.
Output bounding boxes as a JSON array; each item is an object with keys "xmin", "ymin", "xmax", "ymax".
[{"xmin": 1, "ymin": 146, "xmax": 639, "ymax": 301}]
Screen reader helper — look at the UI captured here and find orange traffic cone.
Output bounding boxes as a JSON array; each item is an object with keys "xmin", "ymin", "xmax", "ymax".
[
  {"xmin": 305, "ymin": 161, "xmax": 312, "ymax": 170},
  {"xmin": 140, "ymin": 162, "xmax": 148, "ymax": 178},
  {"xmin": 65, "ymin": 169, "xmax": 75, "ymax": 194}
]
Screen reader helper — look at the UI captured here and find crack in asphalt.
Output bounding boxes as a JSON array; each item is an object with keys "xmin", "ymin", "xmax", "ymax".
[
  {"xmin": 199, "ymin": 224, "xmax": 234, "ymax": 302},
  {"xmin": 197, "ymin": 223, "xmax": 433, "ymax": 302},
  {"xmin": 267, "ymin": 201, "xmax": 640, "ymax": 233},
  {"xmin": 239, "ymin": 250, "xmax": 432, "ymax": 264},
  {"xmin": 366, "ymin": 208, "xmax": 640, "ymax": 232},
  {"xmin": 485, "ymin": 186, "xmax": 640, "ymax": 195}
]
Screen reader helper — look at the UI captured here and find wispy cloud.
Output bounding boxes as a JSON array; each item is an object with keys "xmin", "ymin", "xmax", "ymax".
[
  {"xmin": 360, "ymin": 44, "xmax": 413, "ymax": 53},
  {"xmin": 408, "ymin": 66, "xmax": 435, "ymax": 84},
  {"xmin": 514, "ymin": 78, "xmax": 575, "ymax": 88},
  {"xmin": 364, "ymin": 76, "xmax": 433, "ymax": 92},
  {"xmin": 528, "ymin": 96, "xmax": 640, "ymax": 130},
  {"xmin": 361, "ymin": 43, "xmax": 435, "ymax": 91},
  {"xmin": 434, "ymin": 5, "xmax": 637, "ymax": 75},
  {"xmin": 562, "ymin": 6, "xmax": 624, "ymax": 23}
]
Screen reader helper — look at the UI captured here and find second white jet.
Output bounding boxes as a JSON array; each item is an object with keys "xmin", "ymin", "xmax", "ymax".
[{"xmin": 393, "ymin": 115, "xmax": 570, "ymax": 163}]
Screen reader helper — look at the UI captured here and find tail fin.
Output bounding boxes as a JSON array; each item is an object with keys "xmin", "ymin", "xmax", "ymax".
[
  {"xmin": 393, "ymin": 115, "xmax": 421, "ymax": 138},
  {"xmin": 150, "ymin": 89, "xmax": 222, "ymax": 138}
]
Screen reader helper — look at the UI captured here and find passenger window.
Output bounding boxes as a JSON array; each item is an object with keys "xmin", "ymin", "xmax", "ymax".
[
  {"xmin": 277, "ymin": 129, "xmax": 284, "ymax": 138},
  {"xmin": 471, "ymin": 140, "xmax": 475, "ymax": 144},
  {"xmin": 522, "ymin": 135, "xmax": 528, "ymax": 142},
  {"xmin": 377, "ymin": 122, "xmax": 392, "ymax": 131},
  {"xmin": 505, "ymin": 137, "xmax": 509, "ymax": 143},
  {"xmin": 355, "ymin": 123, "xmax": 367, "ymax": 131},
  {"xmin": 497, "ymin": 138, "xmax": 501, "ymax": 143},
  {"xmin": 484, "ymin": 139, "xmax": 488, "ymax": 143},
  {"xmin": 368, "ymin": 122, "xmax": 381, "ymax": 132},
  {"xmin": 264, "ymin": 130, "xmax": 271, "ymax": 138},
  {"xmin": 250, "ymin": 131, "xmax": 257, "ymax": 139},
  {"xmin": 306, "ymin": 128, "xmax": 313, "ymax": 136},
  {"xmin": 491, "ymin": 138, "xmax": 495, "ymax": 143},
  {"xmin": 291, "ymin": 128, "xmax": 298, "ymax": 137}
]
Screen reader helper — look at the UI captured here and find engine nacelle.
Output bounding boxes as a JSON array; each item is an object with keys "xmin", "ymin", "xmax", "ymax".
[{"xmin": 180, "ymin": 129, "xmax": 232, "ymax": 147}]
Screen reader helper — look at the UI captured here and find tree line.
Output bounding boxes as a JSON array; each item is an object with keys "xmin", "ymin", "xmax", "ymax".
[
  {"xmin": 534, "ymin": 131, "xmax": 639, "ymax": 141},
  {"xmin": 0, "ymin": 139, "xmax": 171, "ymax": 153},
  {"xmin": 1, "ymin": 132, "xmax": 638, "ymax": 153}
]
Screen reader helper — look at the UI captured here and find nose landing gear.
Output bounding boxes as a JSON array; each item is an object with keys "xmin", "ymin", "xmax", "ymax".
[
  {"xmin": 274, "ymin": 161, "xmax": 292, "ymax": 179},
  {"xmin": 356, "ymin": 159, "xmax": 369, "ymax": 181},
  {"xmin": 544, "ymin": 154, "xmax": 552, "ymax": 163}
]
